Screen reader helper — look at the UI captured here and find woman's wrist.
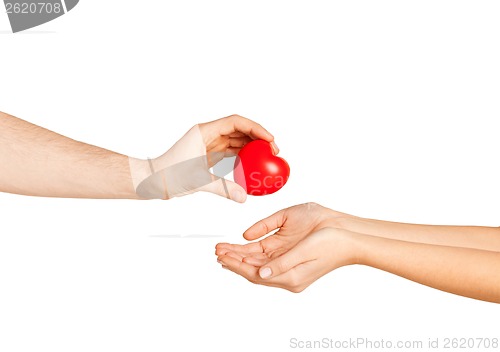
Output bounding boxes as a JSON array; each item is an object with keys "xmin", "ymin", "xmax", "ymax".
[
  {"xmin": 324, "ymin": 207, "xmax": 361, "ymax": 232},
  {"xmin": 324, "ymin": 227, "xmax": 364, "ymax": 267}
]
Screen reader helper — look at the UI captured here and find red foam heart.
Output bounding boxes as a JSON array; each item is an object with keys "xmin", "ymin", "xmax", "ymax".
[{"xmin": 233, "ymin": 140, "xmax": 290, "ymax": 196}]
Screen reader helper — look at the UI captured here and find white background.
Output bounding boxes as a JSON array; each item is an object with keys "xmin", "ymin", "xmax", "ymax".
[{"xmin": 1, "ymin": 1, "xmax": 499, "ymax": 351}]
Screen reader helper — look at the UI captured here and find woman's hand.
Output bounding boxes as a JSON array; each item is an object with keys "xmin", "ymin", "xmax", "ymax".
[
  {"xmin": 217, "ymin": 227, "xmax": 358, "ymax": 293},
  {"xmin": 216, "ymin": 203, "xmax": 357, "ymax": 292},
  {"xmin": 217, "ymin": 202, "xmax": 500, "ymax": 302},
  {"xmin": 216, "ymin": 203, "xmax": 341, "ymax": 264}
]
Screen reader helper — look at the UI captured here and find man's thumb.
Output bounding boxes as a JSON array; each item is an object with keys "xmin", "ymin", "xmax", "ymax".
[{"xmin": 202, "ymin": 177, "xmax": 247, "ymax": 203}]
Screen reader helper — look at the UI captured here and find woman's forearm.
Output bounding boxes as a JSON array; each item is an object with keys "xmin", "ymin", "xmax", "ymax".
[
  {"xmin": 0, "ymin": 111, "xmax": 138, "ymax": 199},
  {"xmin": 352, "ymin": 232, "xmax": 500, "ymax": 303},
  {"xmin": 335, "ymin": 214, "xmax": 500, "ymax": 252}
]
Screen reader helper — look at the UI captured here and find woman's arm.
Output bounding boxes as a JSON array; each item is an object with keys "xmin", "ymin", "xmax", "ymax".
[
  {"xmin": 217, "ymin": 203, "xmax": 500, "ymax": 303},
  {"xmin": 354, "ymin": 232, "xmax": 500, "ymax": 303},
  {"xmin": 334, "ymin": 213, "xmax": 500, "ymax": 252},
  {"xmin": 218, "ymin": 227, "xmax": 500, "ymax": 303}
]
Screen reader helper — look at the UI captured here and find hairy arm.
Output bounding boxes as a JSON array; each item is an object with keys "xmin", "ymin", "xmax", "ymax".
[{"xmin": 0, "ymin": 111, "xmax": 137, "ymax": 199}]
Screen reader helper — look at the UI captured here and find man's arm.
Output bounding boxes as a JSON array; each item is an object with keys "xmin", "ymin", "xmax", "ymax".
[
  {"xmin": 0, "ymin": 111, "xmax": 137, "ymax": 199},
  {"xmin": 0, "ymin": 111, "xmax": 276, "ymax": 201}
]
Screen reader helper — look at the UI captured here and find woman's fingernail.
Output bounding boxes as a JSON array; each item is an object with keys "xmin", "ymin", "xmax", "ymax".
[{"xmin": 259, "ymin": 267, "xmax": 272, "ymax": 279}]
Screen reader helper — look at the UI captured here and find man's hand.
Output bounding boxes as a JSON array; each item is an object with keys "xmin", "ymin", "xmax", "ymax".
[
  {"xmin": 0, "ymin": 111, "xmax": 276, "ymax": 202},
  {"xmin": 199, "ymin": 114, "xmax": 278, "ymax": 165},
  {"xmin": 130, "ymin": 114, "xmax": 278, "ymax": 202}
]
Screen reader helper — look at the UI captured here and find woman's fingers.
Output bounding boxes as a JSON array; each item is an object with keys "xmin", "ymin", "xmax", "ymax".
[
  {"xmin": 242, "ymin": 254, "xmax": 271, "ymax": 267},
  {"xmin": 243, "ymin": 209, "xmax": 287, "ymax": 240},
  {"xmin": 257, "ymin": 238, "xmax": 313, "ymax": 279},
  {"xmin": 217, "ymin": 254, "xmax": 310, "ymax": 292},
  {"xmin": 216, "ymin": 255, "xmax": 286, "ymax": 289},
  {"xmin": 215, "ymin": 242, "xmax": 263, "ymax": 256},
  {"xmin": 217, "ymin": 255, "xmax": 261, "ymax": 282},
  {"xmin": 223, "ymin": 251, "xmax": 245, "ymax": 261}
]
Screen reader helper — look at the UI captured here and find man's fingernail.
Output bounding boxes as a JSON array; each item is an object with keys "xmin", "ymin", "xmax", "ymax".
[
  {"xmin": 232, "ymin": 190, "xmax": 246, "ymax": 203},
  {"xmin": 259, "ymin": 267, "xmax": 272, "ymax": 279},
  {"xmin": 271, "ymin": 142, "xmax": 279, "ymax": 154}
]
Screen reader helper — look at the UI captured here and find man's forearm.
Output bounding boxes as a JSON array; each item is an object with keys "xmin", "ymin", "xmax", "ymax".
[
  {"xmin": 352, "ymin": 232, "xmax": 500, "ymax": 303},
  {"xmin": 0, "ymin": 111, "xmax": 138, "ymax": 199},
  {"xmin": 335, "ymin": 214, "xmax": 500, "ymax": 252}
]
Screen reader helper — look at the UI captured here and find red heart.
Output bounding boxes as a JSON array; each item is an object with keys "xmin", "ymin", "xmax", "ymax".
[{"xmin": 233, "ymin": 140, "xmax": 290, "ymax": 196}]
